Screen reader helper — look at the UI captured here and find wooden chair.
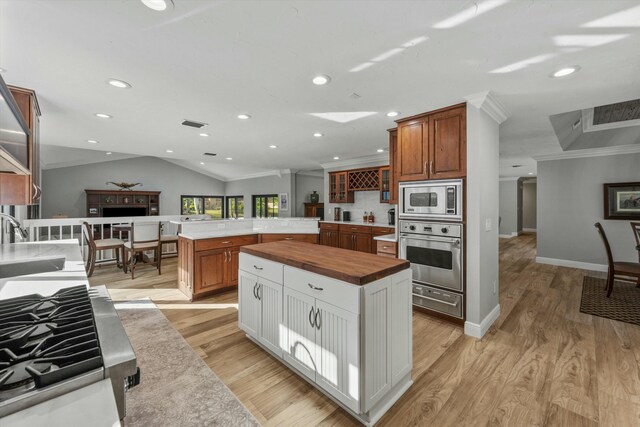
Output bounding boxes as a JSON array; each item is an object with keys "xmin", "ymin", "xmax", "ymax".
[
  {"xmin": 82, "ymin": 222, "xmax": 124, "ymax": 277},
  {"xmin": 631, "ymin": 222, "xmax": 640, "ymax": 262},
  {"xmin": 124, "ymin": 222, "xmax": 162, "ymax": 279},
  {"xmin": 594, "ymin": 222, "xmax": 640, "ymax": 297},
  {"xmin": 160, "ymin": 222, "xmax": 179, "ymax": 253}
]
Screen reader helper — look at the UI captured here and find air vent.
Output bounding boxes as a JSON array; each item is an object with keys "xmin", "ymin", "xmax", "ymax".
[
  {"xmin": 203, "ymin": 152, "xmax": 217, "ymax": 157},
  {"xmin": 181, "ymin": 119, "xmax": 208, "ymax": 128},
  {"xmin": 593, "ymin": 99, "xmax": 640, "ymax": 125}
]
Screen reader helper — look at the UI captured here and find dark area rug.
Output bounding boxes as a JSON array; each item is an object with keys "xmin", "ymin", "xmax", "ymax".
[
  {"xmin": 116, "ymin": 300, "xmax": 260, "ymax": 427},
  {"xmin": 580, "ymin": 276, "xmax": 640, "ymax": 326}
]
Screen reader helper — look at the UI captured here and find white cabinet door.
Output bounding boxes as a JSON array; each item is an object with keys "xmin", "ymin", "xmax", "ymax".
[
  {"xmin": 258, "ymin": 278, "xmax": 283, "ymax": 357},
  {"xmin": 238, "ymin": 270, "xmax": 260, "ymax": 339},
  {"xmin": 283, "ymin": 287, "xmax": 318, "ymax": 381},
  {"xmin": 315, "ymin": 300, "xmax": 360, "ymax": 413}
]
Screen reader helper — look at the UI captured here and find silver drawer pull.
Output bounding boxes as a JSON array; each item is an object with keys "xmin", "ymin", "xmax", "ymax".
[
  {"xmin": 308, "ymin": 283, "xmax": 324, "ymax": 291},
  {"xmin": 222, "ymin": 241, "xmax": 231, "ymax": 244},
  {"xmin": 284, "ymin": 237, "xmax": 294, "ymax": 240},
  {"xmin": 413, "ymin": 293, "xmax": 458, "ymax": 307},
  {"xmin": 383, "ymin": 246, "xmax": 390, "ymax": 249},
  {"xmin": 253, "ymin": 265, "xmax": 263, "ymax": 270}
]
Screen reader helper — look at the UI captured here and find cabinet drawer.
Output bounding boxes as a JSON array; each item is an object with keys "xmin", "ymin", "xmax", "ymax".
[
  {"xmin": 195, "ymin": 234, "xmax": 258, "ymax": 251},
  {"xmin": 372, "ymin": 226, "xmax": 395, "ymax": 236},
  {"xmin": 338, "ymin": 224, "xmax": 371, "ymax": 234},
  {"xmin": 239, "ymin": 253, "xmax": 284, "ymax": 284},
  {"xmin": 260, "ymin": 233, "xmax": 318, "ymax": 244},
  {"xmin": 284, "ymin": 266, "xmax": 360, "ymax": 314},
  {"xmin": 376, "ymin": 241, "xmax": 397, "ymax": 255},
  {"xmin": 319, "ymin": 222, "xmax": 339, "ymax": 231}
]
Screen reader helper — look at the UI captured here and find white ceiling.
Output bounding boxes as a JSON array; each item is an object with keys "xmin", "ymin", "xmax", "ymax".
[{"xmin": 2, "ymin": 0, "xmax": 639, "ymax": 180}]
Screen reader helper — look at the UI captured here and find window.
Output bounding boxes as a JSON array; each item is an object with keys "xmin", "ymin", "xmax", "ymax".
[
  {"xmin": 252, "ymin": 194, "xmax": 279, "ymax": 218},
  {"xmin": 181, "ymin": 195, "xmax": 224, "ymax": 219},
  {"xmin": 226, "ymin": 196, "xmax": 244, "ymax": 219}
]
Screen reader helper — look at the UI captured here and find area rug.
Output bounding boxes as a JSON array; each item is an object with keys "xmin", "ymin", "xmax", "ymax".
[
  {"xmin": 580, "ymin": 276, "xmax": 640, "ymax": 326},
  {"xmin": 116, "ymin": 299, "xmax": 260, "ymax": 427}
]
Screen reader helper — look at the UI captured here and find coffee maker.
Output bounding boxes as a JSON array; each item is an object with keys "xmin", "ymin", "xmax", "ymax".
[{"xmin": 388, "ymin": 208, "xmax": 395, "ymax": 226}]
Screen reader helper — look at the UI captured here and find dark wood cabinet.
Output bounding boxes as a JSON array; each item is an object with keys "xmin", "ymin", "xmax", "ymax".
[
  {"xmin": 379, "ymin": 166, "xmax": 390, "ymax": 203},
  {"xmin": 319, "ymin": 223, "xmax": 340, "ymax": 247},
  {"xmin": 388, "ymin": 129, "xmax": 398, "ymax": 204},
  {"xmin": 195, "ymin": 249, "xmax": 227, "ymax": 293},
  {"xmin": 85, "ymin": 190, "xmax": 161, "ymax": 217},
  {"xmin": 259, "ymin": 233, "xmax": 318, "ymax": 244},
  {"xmin": 227, "ymin": 247, "xmax": 240, "ymax": 286},
  {"xmin": 338, "ymin": 224, "xmax": 372, "ymax": 253},
  {"xmin": 396, "ymin": 103, "xmax": 466, "ymax": 182},
  {"xmin": 304, "ymin": 202, "xmax": 324, "ymax": 219},
  {"xmin": 329, "ymin": 171, "xmax": 353, "ymax": 203}
]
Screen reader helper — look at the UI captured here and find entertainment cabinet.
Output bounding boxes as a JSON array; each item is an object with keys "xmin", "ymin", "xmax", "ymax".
[{"xmin": 85, "ymin": 189, "xmax": 161, "ymax": 217}]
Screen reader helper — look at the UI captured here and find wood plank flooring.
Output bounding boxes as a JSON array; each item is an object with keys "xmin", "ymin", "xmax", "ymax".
[{"xmin": 89, "ymin": 235, "xmax": 640, "ymax": 426}]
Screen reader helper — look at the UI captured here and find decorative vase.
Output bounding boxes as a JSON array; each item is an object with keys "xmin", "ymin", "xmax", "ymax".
[{"xmin": 310, "ymin": 191, "xmax": 319, "ymax": 203}]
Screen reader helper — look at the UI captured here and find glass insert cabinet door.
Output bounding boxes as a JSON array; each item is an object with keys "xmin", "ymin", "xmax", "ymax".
[{"xmin": 181, "ymin": 195, "xmax": 224, "ymax": 218}]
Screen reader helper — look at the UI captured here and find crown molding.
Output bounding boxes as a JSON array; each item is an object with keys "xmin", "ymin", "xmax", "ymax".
[
  {"xmin": 320, "ymin": 153, "xmax": 388, "ymax": 170},
  {"xmin": 465, "ymin": 90, "xmax": 510, "ymax": 124},
  {"xmin": 534, "ymin": 143, "xmax": 640, "ymax": 161},
  {"xmin": 296, "ymin": 170, "xmax": 324, "ymax": 178}
]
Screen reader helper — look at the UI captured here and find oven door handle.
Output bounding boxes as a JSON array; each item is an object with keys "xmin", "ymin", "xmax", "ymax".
[
  {"xmin": 400, "ymin": 234, "xmax": 460, "ymax": 244},
  {"xmin": 413, "ymin": 293, "xmax": 459, "ymax": 307}
]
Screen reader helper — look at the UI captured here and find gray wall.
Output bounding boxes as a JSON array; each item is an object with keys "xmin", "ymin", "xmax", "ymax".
[
  {"xmin": 41, "ymin": 156, "xmax": 225, "ymax": 218},
  {"xmin": 295, "ymin": 172, "xmax": 323, "ymax": 217},
  {"xmin": 538, "ymin": 153, "xmax": 640, "ymax": 266},
  {"xmin": 224, "ymin": 172, "xmax": 295, "ymax": 217},
  {"xmin": 522, "ymin": 180, "xmax": 537, "ymax": 230},
  {"xmin": 499, "ymin": 179, "xmax": 518, "ymax": 236}
]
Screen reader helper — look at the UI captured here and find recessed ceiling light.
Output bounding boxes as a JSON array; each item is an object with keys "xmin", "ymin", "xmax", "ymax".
[
  {"xmin": 237, "ymin": 114, "xmax": 251, "ymax": 120},
  {"xmin": 225, "ymin": 157, "xmax": 233, "ymax": 161},
  {"xmin": 551, "ymin": 66, "xmax": 581, "ymax": 78},
  {"xmin": 377, "ymin": 149, "xmax": 384, "ymax": 153},
  {"xmin": 199, "ymin": 133, "xmax": 209, "ymax": 137},
  {"xmin": 313, "ymin": 132, "xmax": 323, "ymax": 137},
  {"xmin": 141, "ymin": 0, "xmax": 173, "ymax": 11},
  {"xmin": 87, "ymin": 139, "xmax": 99, "ymax": 144},
  {"xmin": 312, "ymin": 75, "xmax": 331, "ymax": 85},
  {"xmin": 333, "ymin": 156, "xmax": 340, "ymax": 160},
  {"xmin": 106, "ymin": 152, "xmax": 112, "ymax": 155},
  {"xmin": 269, "ymin": 145, "xmax": 278, "ymax": 149},
  {"xmin": 166, "ymin": 149, "xmax": 173, "ymax": 153},
  {"xmin": 199, "ymin": 162, "xmax": 204, "ymax": 165},
  {"xmin": 106, "ymin": 79, "xmax": 131, "ymax": 89},
  {"xmin": 528, "ymin": 172, "xmax": 534, "ymax": 175},
  {"xmin": 95, "ymin": 113, "xmax": 112, "ymax": 119},
  {"xmin": 386, "ymin": 111, "xmax": 400, "ymax": 117}
]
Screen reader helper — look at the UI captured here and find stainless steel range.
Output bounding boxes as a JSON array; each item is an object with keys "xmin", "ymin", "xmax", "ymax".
[{"xmin": 0, "ymin": 285, "xmax": 139, "ymax": 420}]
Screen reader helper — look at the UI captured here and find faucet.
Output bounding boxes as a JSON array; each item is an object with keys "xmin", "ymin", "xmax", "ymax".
[{"xmin": 0, "ymin": 213, "xmax": 29, "ymax": 241}]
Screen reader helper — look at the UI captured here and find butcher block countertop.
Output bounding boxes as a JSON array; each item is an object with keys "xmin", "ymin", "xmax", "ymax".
[{"xmin": 240, "ymin": 241, "xmax": 409, "ymax": 286}]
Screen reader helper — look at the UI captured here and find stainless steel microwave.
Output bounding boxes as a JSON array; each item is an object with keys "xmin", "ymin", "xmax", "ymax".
[{"xmin": 399, "ymin": 179, "xmax": 463, "ymax": 221}]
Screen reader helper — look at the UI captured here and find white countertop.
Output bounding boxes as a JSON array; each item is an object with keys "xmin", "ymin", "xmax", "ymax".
[
  {"xmin": 0, "ymin": 239, "xmax": 89, "ymax": 299},
  {"xmin": 176, "ymin": 218, "xmax": 320, "ymax": 240},
  {"xmin": 373, "ymin": 234, "xmax": 397, "ymax": 242},
  {"xmin": 320, "ymin": 220, "xmax": 395, "ymax": 228}
]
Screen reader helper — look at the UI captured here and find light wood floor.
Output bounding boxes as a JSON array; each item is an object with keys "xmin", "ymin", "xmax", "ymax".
[{"xmin": 90, "ymin": 235, "xmax": 640, "ymax": 426}]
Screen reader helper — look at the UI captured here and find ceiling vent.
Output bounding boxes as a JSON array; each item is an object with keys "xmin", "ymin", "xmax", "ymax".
[
  {"xmin": 181, "ymin": 119, "xmax": 208, "ymax": 128},
  {"xmin": 593, "ymin": 99, "xmax": 640, "ymax": 125},
  {"xmin": 203, "ymin": 152, "xmax": 217, "ymax": 157}
]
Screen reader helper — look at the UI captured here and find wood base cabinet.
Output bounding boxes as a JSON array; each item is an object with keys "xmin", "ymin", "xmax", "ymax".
[
  {"xmin": 259, "ymin": 233, "xmax": 318, "ymax": 244},
  {"xmin": 339, "ymin": 224, "xmax": 372, "ymax": 253},
  {"xmin": 319, "ymin": 223, "xmax": 340, "ymax": 248},
  {"xmin": 238, "ymin": 253, "xmax": 413, "ymax": 425}
]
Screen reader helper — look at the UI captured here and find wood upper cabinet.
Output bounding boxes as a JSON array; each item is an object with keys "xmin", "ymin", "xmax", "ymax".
[
  {"xmin": 388, "ymin": 129, "xmax": 398, "ymax": 204},
  {"xmin": 329, "ymin": 171, "xmax": 353, "ymax": 203},
  {"xmin": 396, "ymin": 103, "xmax": 466, "ymax": 182}
]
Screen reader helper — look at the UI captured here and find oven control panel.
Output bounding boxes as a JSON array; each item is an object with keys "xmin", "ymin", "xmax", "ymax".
[{"xmin": 399, "ymin": 220, "xmax": 462, "ymax": 238}]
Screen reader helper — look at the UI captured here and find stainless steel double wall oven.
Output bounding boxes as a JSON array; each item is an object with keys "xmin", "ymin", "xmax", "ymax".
[{"xmin": 398, "ymin": 179, "xmax": 464, "ymax": 319}]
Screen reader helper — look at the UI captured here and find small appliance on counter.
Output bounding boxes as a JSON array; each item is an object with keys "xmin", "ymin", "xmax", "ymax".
[
  {"xmin": 342, "ymin": 211, "xmax": 351, "ymax": 222},
  {"xmin": 333, "ymin": 207, "xmax": 341, "ymax": 221},
  {"xmin": 388, "ymin": 208, "xmax": 396, "ymax": 225}
]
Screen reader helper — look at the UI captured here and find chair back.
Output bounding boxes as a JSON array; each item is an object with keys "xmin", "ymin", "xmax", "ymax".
[
  {"xmin": 131, "ymin": 222, "xmax": 160, "ymax": 244},
  {"xmin": 595, "ymin": 222, "xmax": 614, "ymax": 270},
  {"xmin": 631, "ymin": 222, "xmax": 640, "ymax": 246},
  {"xmin": 82, "ymin": 222, "xmax": 95, "ymax": 248}
]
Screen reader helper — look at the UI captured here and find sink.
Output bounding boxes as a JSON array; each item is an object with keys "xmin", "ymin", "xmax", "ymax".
[{"xmin": 0, "ymin": 255, "xmax": 66, "ymax": 279}]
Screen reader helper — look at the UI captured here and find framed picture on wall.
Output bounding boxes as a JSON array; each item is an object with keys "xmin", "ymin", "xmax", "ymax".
[
  {"xmin": 279, "ymin": 193, "xmax": 289, "ymax": 211},
  {"xmin": 604, "ymin": 182, "xmax": 640, "ymax": 220}
]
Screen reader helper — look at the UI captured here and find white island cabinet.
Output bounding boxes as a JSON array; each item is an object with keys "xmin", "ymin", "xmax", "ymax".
[{"xmin": 238, "ymin": 241, "xmax": 412, "ymax": 426}]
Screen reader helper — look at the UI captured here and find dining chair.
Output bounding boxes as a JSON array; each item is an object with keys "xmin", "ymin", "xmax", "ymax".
[
  {"xmin": 160, "ymin": 222, "xmax": 179, "ymax": 253},
  {"xmin": 631, "ymin": 222, "xmax": 640, "ymax": 262},
  {"xmin": 123, "ymin": 222, "xmax": 162, "ymax": 279},
  {"xmin": 594, "ymin": 222, "xmax": 640, "ymax": 297},
  {"xmin": 82, "ymin": 221, "xmax": 125, "ymax": 277}
]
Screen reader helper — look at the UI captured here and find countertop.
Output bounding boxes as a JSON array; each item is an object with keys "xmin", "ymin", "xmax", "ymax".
[
  {"xmin": 241, "ymin": 241, "xmax": 409, "ymax": 286},
  {"xmin": 320, "ymin": 220, "xmax": 395, "ymax": 228},
  {"xmin": 178, "ymin": 229, "xmax": 319, "ymax": 240},
  {"xmin": 373, "ymin": 233, "xmax": 397, "ymax": 243},
  {"xmin": 0, "ymin": 239, "xmax": 89, "ymax": 299}
]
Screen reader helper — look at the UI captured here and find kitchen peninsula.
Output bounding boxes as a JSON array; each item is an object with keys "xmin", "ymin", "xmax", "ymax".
[{"xmin": 238, "ymin": 240, "xmax": 412, "ymax": 426}]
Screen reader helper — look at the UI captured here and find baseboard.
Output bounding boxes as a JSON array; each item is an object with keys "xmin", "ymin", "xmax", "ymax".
[
  {"xmin": 464, "ymin": 304, "xmax": 500, "ymax": 339},
  {"xmin": 499, "ymin": 232, "xmax": 518, "ymax": 239},
  {"xmin": 522, "ymin": 228, "xmax": 537, "ymax": 232},
  {"xmin": 535, "ymin": 256, "xmax": 607, "ymax": 272}
]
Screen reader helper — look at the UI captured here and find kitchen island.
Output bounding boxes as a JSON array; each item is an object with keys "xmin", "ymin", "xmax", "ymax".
[{"xmin": 238, "ymin": 241, "xmax": 412, "ymax": 426}]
